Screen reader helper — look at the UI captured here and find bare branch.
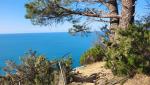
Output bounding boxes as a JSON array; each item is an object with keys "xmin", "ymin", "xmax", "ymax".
[
  {"xmin": 97, "ymin": 0, "xmax": 110, "ymax": 8},
  {"xmin": 94, "ymin": 19, "xmax": 110, "ymax": 23}
]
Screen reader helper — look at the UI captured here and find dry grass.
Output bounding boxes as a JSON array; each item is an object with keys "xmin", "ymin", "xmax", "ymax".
[{"xmin": 124, "ymin": 74, "xmax": 150, "ymax": 85}]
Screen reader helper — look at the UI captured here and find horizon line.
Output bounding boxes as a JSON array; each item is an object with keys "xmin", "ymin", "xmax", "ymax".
[{"xmin": 0, "ymin": 31, "xmax": 70, "ymax": 35}]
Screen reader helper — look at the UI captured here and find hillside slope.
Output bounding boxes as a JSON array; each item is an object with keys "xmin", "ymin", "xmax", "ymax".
[{"xmin": 69, "ymin": 62, "xmax": 150, "ymax": 85}]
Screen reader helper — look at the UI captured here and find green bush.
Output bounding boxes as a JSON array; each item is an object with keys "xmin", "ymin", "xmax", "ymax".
[
  {"xmin": 105, "ymin": 25, "xmax": 150, "ymax": 76},
  {"xmin": 0, "ymin": 50, "xmax": 73, "ymax": 85},
  {"xmin": 80, "ymin": 44, "xmax": 105, "ymax": 65}
]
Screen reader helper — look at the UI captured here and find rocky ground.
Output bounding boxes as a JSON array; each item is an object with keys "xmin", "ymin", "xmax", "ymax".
[{"xmin": 69, "ymin": 62, "xmax": 150, "ymax": 85}]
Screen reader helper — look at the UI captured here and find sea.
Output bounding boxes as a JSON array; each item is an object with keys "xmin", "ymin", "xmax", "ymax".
[{"xmin": 0, "ymin": 32, "xmax": 98, "ymax": 75}]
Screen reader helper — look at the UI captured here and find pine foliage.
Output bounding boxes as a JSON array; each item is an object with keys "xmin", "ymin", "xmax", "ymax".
[{"xmin": 105, "ymin": 25, "xmax": 150, "ymax": 76}]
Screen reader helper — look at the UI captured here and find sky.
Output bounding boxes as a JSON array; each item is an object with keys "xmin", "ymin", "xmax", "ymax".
[{"xmin": 0, "ymin": 0, "xmax": 149, "ymax": 34}]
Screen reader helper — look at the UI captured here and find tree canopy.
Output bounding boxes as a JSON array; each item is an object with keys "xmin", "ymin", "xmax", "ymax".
[{"xmin": 25, "ymin": 0, "xmax": 136, "ymax": 33}]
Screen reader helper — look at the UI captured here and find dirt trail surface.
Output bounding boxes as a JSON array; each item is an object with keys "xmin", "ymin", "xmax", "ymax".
[{"xmin": 69, "ymin": 62, "xmax": 150, "ymax": 85}]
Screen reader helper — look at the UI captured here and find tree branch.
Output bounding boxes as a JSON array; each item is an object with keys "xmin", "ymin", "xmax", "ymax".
[
  {"xmin": 97, "ymin": 0, "xmax": 110, "ymax": 8},
  {"xmin": 58, "ymin": 5, "xmax": 120, "ymax": 18}
]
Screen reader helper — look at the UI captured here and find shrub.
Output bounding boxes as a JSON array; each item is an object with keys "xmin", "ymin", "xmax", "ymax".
[
  {"xmin": 0, "ymin": 50, "xmax": 73, "ymax": 85},
  {"xmin": 80, "ymin": 44, "xmax": 105, "ymax": 65},
  {"xmin": 105, "ymin": 25, "xmax": 150, "ymax": 76}
]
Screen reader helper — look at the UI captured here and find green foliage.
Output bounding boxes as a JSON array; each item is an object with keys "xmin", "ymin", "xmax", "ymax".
[
  {"xmin": 25, "ymin": 0, "xmax": 73, "ymax": 25},
  {"xmin": 80, "ymin": 44, "xmax": 105, "ymax": 65},
  {"xmin": 0, "ymin": 50, "xmax": 73, "ymax": 85},
  {"xmin": 25, "ymin": 0, "xmax": 108, "ymax": 34},
  {"xmin": 105, "ymin": 25, "xmax": 150, "ymax": 76}
]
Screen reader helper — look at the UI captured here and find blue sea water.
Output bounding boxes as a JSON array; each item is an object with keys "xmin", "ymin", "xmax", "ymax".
[{"xmin": 0, "ymin": 32, "xmax": 98, "ymax": 74}]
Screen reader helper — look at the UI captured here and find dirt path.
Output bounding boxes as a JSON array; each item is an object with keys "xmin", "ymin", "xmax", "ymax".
[{"xmin": 70, "ymin": 62, "xmax": 150, "ymax": 85}]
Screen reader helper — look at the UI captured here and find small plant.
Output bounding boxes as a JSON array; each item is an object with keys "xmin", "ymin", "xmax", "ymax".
[{"xmin": 80, "ymin": 44, "xmax": 105, "ymax": 65}]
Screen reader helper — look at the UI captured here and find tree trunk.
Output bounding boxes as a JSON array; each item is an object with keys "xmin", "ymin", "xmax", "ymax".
[
  {"xmin": 108, "ymin": 0, "xmax": 119, "ymax": 29},
  {"xmin": 119, "ymin": 0, "xmax": 136, "ymax": 28},
  {"xmin": 105, "ymin": 0, "xmax": 119, "ymax": 41}
]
